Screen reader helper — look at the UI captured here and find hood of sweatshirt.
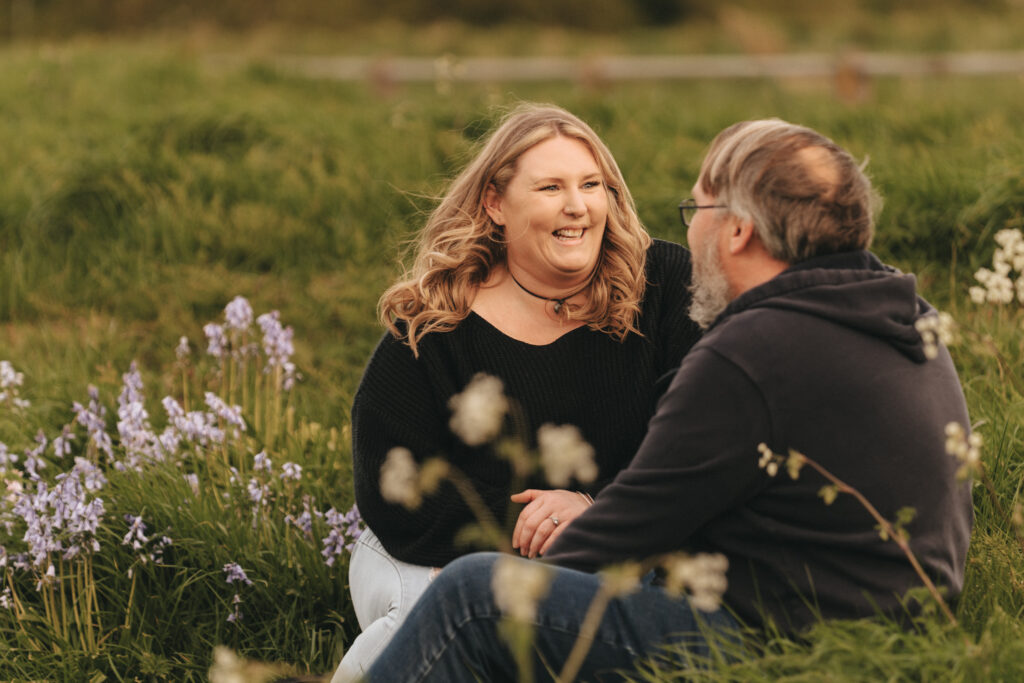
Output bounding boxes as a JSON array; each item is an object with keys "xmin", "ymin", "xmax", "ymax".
[{"xmin": 710, "ymin": 250, "xmax": 933, "ymax": 363}]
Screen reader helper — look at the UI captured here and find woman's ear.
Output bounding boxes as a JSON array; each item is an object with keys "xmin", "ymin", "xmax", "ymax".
[{"xmin": 483, "ymin": 184, "xmax": 504, "ymax": 226}]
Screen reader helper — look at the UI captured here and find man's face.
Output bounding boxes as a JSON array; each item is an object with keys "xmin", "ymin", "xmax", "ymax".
[{"xmin": 687, "ymin": 184, "xmax": 732, "ymax": 329}]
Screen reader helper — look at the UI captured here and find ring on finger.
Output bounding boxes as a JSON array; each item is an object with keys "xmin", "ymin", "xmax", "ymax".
[{"xmin": 549, "ymin": 515, "xmax": 560, "ymax": 526}]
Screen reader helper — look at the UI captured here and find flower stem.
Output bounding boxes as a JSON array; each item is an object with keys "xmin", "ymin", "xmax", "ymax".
[
  {"xmin": 799, "ymin": 455, "xmax": 958, "ymax": 626},
  {"xmin": 558, "ymin": 585, "xmax": 613, "ymax": 682}
]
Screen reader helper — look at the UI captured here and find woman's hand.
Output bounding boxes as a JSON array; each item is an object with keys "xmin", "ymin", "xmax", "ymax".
[{"xmin": 510, "ymin": 489, "xmax": 592, "ymax": 558}]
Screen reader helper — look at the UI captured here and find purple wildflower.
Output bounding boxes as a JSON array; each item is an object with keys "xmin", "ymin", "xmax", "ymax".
[
  {"xmin": 284, "ymin": 497, "xmax": 316, "ymax": 536},
  {"xmin": 253, "ymin": 451, "xmax": 272, "ymax": 473},
  {"xmin": 224, "ymin": 296, "xmax": 254, "ymax": 332},
  {"xmin": 72, "ymin": 386, "xmax": 113, "ymax": 460},
  {"xmin": 227, "ymin": 593, "xmax": 243, "ymax": 623},
  {"xmin": 280, "ymin": 462, "xmax": 302, "ymax": 481},
  {"xmin": 122, "ymin": 514, "xmax": 149, "ymax": 550},
  {"xmin": 247, "ymin": 478, "xmax": 270, "ymax": 509},
  {"xmin": 0, "ymin": 361, "xmax": 30, "ymax": 410},
  {"xmin": 175, "ymin": 336, "xmax": 190, "ymax": 361},
  {"xmin": 23, "ymin": 431, "xmax": 48, "ymax": 481},
  {"xmin": 223, "ymin": 562, "xmax": 253, "ymax": 586},
  {"xmin": 203, "ymin": 323, "xmax": 228, "ymax": 360},
  {"xmin": 71, "ymin": 457, "xmax": 107, "ymax": 492},
  {"xmin": 52, "ymin": 425, "xmax": 75, "ymax": 459},
  {"xmin": 321, "ymin": 504, "xmax": 364, "ymax": 565},
  {"xmin": 256, "ymin": 312, "xmax": 298, "ymax": 389},
  {"xmin": 204, "ymin": 393, "xmax": 247, "ymax": 435},
  {"xmin": 0, "ymin": 442, "xmax": 17, "ymax": 474}
]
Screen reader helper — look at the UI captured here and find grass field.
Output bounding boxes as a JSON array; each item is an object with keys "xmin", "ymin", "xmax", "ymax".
[{"xmin": 1, "ymin": 26, "xmax": 1023, "ymax": 680}]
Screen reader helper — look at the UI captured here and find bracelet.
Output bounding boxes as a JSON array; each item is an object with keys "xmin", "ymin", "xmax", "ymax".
[{"xmin": 576, "ymin": 491, "xmax": 595, "ymax": 505}]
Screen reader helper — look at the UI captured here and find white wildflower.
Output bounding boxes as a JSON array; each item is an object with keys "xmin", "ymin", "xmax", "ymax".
[
  {"xmin": 448, "ymin": 374, "xmax": 508, "ymax": 446},
  {"xmin": 491, "ymin": 555, "xmax": 552, "ymax": 623},
  {"xmin": 599, "ymin": 561, "xmax": 644, "ymax": 598},
  {"xmin": 537, "ymin": 423, "xmax": 597, "ymax": 487},
  {"xmin": 915, "ymin": 311, "xmax": 957, "ymax": 360},
  {"xmin": 380, "ymin": 447, "xmax": 421, "ymax": 509},
  {"xmin": 945, "ymin": 421, "xmax": 982, "ymax": 480},
  {"xmin": 663, "ymin": 552, "xmax": 729, "ymax": 612}
]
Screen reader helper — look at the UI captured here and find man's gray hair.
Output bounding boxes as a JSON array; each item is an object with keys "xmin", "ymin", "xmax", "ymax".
[{"xmin": 698, "ymin": 119, "xmax": 880, "ymax": 263}]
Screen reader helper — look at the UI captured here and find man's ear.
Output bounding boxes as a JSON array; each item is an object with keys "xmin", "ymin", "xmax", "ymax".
[
  {"xmin": 483, "ymin": 184, "xmax": 504, "ymax": 226},
  {"xmin": 727, "ymin": 218, "xmax": 757, "ymax": 255}
]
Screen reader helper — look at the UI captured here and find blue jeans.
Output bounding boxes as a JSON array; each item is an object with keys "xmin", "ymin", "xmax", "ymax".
[{"xmin": 366, "ymin": 552, "xmax": 741, "ymax": 682}]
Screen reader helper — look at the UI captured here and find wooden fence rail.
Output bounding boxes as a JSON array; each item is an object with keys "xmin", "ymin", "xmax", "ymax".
[{"xmin": 257, "ymin": 51, "xmax": 1024, "ymax": 83}]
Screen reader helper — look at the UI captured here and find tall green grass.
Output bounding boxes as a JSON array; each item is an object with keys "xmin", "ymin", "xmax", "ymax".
[{"xmin": 1, "ymin": 36, "xmax": 1023, "ymax": 679}]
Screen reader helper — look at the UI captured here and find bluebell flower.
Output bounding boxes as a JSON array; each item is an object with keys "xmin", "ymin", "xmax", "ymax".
[
  {"xmin": 280, "ymin": 462, "xmax": 302, "ymax": 481},
  {"xmin": 251, "ymin": 452, "xmax": 271, "ymax": 475},
  {"xmin": 205, "ymin": 393, "xmax": 247, "ymax": 435},
  {"xmin": 224, "ymin": 296, "xmax": 254, "ymax": 332},
  {"xmin": 175, "ymin": 336, "xmax": 190, "ymax": 361},
  {"xmin": 203, "ymin": 323, "xmax": 228, "ymax": 360},
  {"xmin": 223, "ymin": 562, "xmax": 253, "ymax": 586},
  {"xmin": 52, "ymin": 425, "xmax": 75, "ymax": 459}
]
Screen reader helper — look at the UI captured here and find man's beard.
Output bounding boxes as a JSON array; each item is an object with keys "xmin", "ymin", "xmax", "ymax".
[{"xmin": 688, "ymin": 232, "xmax": 732, "ymax": 330}]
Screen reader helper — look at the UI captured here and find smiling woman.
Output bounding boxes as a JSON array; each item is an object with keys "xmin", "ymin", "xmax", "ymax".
[
  {"xmin": 474, "ymin": 135, "xmax": 610, "ymax": 342},
  {"xmin": 332, "ymin": 103, "xmax": 702, "ymax": 681}
]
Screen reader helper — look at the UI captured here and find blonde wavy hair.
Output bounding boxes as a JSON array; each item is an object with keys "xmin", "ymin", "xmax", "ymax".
[{"xmin": 380, "ymin": 103, "xmax": 652, "ymax": 355}]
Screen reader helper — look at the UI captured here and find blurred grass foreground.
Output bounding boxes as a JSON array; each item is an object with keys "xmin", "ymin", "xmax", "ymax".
[{"xmin": 2, "ymin": 3, "xmax": 1024, "ymax": 680}]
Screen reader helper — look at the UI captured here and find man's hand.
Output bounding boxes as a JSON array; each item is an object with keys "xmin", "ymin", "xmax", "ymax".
[{"xmin": 510, "ymin": 489, "xmax": 592, "ymax": 558}]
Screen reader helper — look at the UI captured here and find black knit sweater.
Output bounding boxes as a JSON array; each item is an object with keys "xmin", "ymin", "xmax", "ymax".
[{"xmin": 351, "ymin": 240, "xmax": 701, "ymax": 567}]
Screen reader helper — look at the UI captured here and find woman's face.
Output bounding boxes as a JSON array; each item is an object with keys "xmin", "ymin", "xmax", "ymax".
[{"xmin": 485, "ymin": 135, "xmax": 609, "ymax": 288}]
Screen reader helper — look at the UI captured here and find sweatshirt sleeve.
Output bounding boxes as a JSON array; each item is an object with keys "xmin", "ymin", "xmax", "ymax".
[{"xmin": 543, "ymin": 346, "xmax": 771, "ymax": 572}]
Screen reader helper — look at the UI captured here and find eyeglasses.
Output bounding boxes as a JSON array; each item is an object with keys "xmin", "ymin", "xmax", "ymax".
[{"xmin": 678, "ymin": 199, "xmax": 727, "ymax": 228}]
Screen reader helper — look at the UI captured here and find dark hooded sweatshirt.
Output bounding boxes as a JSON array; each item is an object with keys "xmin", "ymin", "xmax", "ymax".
[{"xmin": 545, "ymin": 250, "xmax": 974, "ymax": 633}]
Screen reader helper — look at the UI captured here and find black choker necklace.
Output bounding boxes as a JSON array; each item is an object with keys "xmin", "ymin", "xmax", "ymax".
[{"xmin": 506, "ymin": 268, "xmax": 594, "ymax": 314}]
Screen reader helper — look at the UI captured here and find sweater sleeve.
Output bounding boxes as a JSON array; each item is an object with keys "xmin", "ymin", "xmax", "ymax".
[
  {"xmin": 543, "ymin": 347, "xmax": 771, "ymax": 572},
  {"xmin": 351, "ymin": 332, "xmax": 512, "ymax": 567}
]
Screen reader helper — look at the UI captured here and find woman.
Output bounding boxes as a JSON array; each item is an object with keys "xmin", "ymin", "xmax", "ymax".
[{"xmin": 333, "ymin": 103, "xmax": 700, "ymax": 682}]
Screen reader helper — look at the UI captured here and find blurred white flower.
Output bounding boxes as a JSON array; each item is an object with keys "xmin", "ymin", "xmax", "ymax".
[
  {"xmin": 599, "ymin": 561, "xmax": 644, "ymax": 598},
  {"xmin": 491, "ymin": 555, "xmax": 552, "ymax": 623},
  {"xmin": 945, "ymin": 421, "xmax": 982, "ymax": 480},
  {"xmin": 971, "ymin": 229, "xmax": 1024, "ymax": 308},
  {"xmin": 380, "ymin": 447, "xmax": 421, "ymax": 509},
  {"xmin": 537, "ymin": 423, "xmax": 597, "ymax": 487},
  {"xmin": 915, "ymin": 311, "xmax": 957, "ymax": 360},
  {"xmin": 448, "ymin": 373, "xmax": 508, "ymax": 446},
  {"xmin": 663, "ymin": 552, "xmax": 729, "ymax": 612}
]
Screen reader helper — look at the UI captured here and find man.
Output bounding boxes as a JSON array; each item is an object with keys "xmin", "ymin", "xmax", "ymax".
[{"xmin": 363, "ymin": 119, "xmax": 974, "ymax": 681}]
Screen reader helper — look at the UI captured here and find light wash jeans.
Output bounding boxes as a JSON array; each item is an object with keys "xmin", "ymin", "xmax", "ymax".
[
  {"xmin": 365, "ymin": 552, "xmax": 742, "ymax": 682},
  {"xmin": 331, "ymin": 528, "xmax": 437, "ymax": 683}
]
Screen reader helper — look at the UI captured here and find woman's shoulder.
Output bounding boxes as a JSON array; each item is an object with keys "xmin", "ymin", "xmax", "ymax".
[
  {"xmin": 644, "ymin": 239, "xmax": 692, "ymax": 288},
  {"xmin": 647, "ymin": 238, "xmax": 691, "ymax": 270}
]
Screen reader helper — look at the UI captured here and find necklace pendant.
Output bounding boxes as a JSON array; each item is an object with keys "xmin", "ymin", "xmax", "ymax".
[{"xmin": 553, "ymin": 300, "xmax": 563, "ymax": 314}]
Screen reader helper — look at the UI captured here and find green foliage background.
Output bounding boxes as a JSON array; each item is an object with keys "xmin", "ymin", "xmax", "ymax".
[{"xmin": 1, "ymin": 11, "xmax": 1023, "ymax": 680}]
